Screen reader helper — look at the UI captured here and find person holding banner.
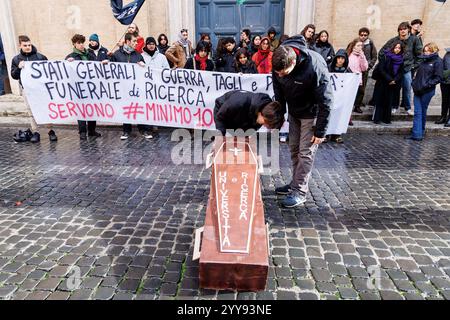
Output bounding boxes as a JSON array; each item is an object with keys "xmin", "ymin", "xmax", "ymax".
[
  {"xmin": 11, "ymin": 35, "xmax": 58, "ymax": 143},
  {"xmin": 184, "ymin": 41, "xmax": 214, "ymax": 72},
  {"xmin": 272, "ymin": 35, "xmax": 333, "ymax": 208},
  {"xmin": 109, "ymin": 33, "xmax": 152, "ymax": 140},
  {"xmin": 66, "ymin": 34, "xmax": 103, "ymax": 140},
  {"xmin": 326, "ymin": 49, "xmax": 351, "ymax": 144},
  {"xmin": 142, "ymin": 37, "xmax": 170, "ymax": 70},
  {"xmin": 214, "ymin": 91, "xmax": 285, "ymax": 136},
  {"xmin": 87, "ymin": 34, "xmax": 110, "ymax": 62}
]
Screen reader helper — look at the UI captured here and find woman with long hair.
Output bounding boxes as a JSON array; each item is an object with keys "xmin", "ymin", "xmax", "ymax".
[
  {"xmin": 234, "ymin": 48, "xmax": 257, "ymax": 74},
  {"xmin": 312, "ymin": 30, "xmax": 335, "ymax": 65},
  {"xmin": 373, "ymin": 41, "xmax": 404, "ymax": 124},
  {"xmin": 184, "ymin": 41, "xmax": 214, "ymax": 71},
  {"xmin": 252, "ymin": 37, "xmax": 273, "ymax": 74},
  {"xmin": 347, "ymin": 38, "xmax": 369, "ymax": 113},
  {"xmin": 301, "ymin": 24, "xmax": 316, "ymax": 48}
]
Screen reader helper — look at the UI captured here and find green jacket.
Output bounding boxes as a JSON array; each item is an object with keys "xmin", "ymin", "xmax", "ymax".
[{"xmin": 379, "ymin": 34, "xmax": 423, "ymax": 73}]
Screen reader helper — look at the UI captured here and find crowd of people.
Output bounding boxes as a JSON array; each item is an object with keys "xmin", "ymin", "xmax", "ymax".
[{"xmin": 2, "ymin": 19, "xmax": 449, "ymax": 144}]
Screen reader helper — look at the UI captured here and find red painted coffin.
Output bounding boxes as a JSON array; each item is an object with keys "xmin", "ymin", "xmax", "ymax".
[{"xmin": 197, "ymin": 137, "xmax": 269, "ymax": 292}]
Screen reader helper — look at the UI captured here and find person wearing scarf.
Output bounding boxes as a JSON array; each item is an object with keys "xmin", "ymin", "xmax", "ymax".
[
  {"xmin": 65, "ymin": 34, "xmax": 101, "ymax": 140},
  {"xmin": 252, "ymin": 37, "xmax": 273, "ymax": 74},
  {"xmin": 165, "ymin": 29, "xmax": 193, "ymax": 69},
  {"xmin": 157, "ymin": 34, "xmax": 170, "ymax": 55},
  {"xmin": 184, "ymin": 41, "xmax": 214, "ymax": 71},
  {"xmin": 87, "ymin": 34, "xmax": 110, "ymax": 62},
  {"xmin": 373, "ymin": 41, "xmax": 405, "ymax": 125},
  {"xmin": 347, "ymin": 39, "xmax": 369, "ymax": 114},
  {"xmin": 142, "ymin": 37, "xmax": 170, "ymax": 69}
]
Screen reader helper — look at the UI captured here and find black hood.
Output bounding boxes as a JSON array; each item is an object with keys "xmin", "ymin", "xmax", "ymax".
[
  {"xmin": 268, "ymin": 26, "xmax": 276, "ymax": 35},
  {"xmin": 330, "ymin": 49, "xmax": 349, "ymax": 70},
  {"xmin": 21, "ymin": 45, "xmax": 38, "ymax": 57},
  {"xmin": 280, "ymin": 35, "xmax": 310, "ymax": 64},
  {"xmin": 418, "ymin": 52, "xmax": 440, "ymax": 61}
]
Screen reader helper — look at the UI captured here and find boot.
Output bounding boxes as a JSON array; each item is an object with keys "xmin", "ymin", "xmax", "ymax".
[
  {"xmin": 435, "ymin": 117, "xmax": 447, "ymax": 125},
  {"xmin": 353, "ymin": 106, "xmax": 363, "ymax": 114}
]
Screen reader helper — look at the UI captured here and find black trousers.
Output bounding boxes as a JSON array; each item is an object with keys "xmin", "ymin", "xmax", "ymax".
[
  {"xmin": 123, "ymin": 124, "xmax": 151, "ymax": 134},
  {"xmin": 373, "ymin": 81, "xmax": 400, "ymax": 123},
  {"xmin": 441, "ymin": 83, "xmax": 450, "ymax": 119},
  {"xmin": 78, "ymin": 121, "xmax": 97, "ymax": 134}
]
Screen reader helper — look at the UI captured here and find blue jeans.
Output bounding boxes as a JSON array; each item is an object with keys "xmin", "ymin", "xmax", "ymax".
[
  {"xmin": 411, "ymin": 89, "xmax": 435, "ymax": 139},
  {"xmin": 0, "ymin": 63, "xmax": 5, "ymax": 95},
  {"xmin": 401, "ymin": 71, "xmax": 412, "ymax": 110}
]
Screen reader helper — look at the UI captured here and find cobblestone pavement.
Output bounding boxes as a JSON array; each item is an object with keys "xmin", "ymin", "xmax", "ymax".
[{"xmin": 0, "ymin": 127, "xmax": 449, "ymax": 301}]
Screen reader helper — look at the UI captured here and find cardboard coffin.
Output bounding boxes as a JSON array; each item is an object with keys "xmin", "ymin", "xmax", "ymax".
[{"xmin": 196, "ymin": 137, "xmax": 269, "ymax": 292}]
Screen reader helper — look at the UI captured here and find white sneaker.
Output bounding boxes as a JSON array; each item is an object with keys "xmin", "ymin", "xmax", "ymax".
[
  {"xmin": 407, "ymin": 109, "xmax": 414, "ymax": 116},
  {"xmin": 392, "ymin": 108, "xmax": 398, "ymax": 114},
  {"xmin": 143, "ymin": 132, "xmax": 154, "ymax": 139},
  {"xmin": 280, "ymin": 136, "xmax": 287, "ymax": 143},
  {"xmin": 120, "ymin": 133, "xmax": 130, "ymax": 140}
]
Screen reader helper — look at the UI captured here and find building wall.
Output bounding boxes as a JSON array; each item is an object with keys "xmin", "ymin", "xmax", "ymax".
[
  {"xmin": 8, "ymin": 0, "xmax": 169, "ymax": 60},
  {"xmin": 313, "ymin": 0, "xmax": 450, "ymax": 54}
]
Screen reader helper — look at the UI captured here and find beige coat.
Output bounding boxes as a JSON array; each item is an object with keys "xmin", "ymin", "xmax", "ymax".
[{"xmin": 165, "ymin": 41, "xmax": 194, "ymax": 69}]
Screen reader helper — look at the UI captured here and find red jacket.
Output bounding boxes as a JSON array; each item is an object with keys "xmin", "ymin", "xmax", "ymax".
[{"xmin": 135, "ymin": 36, "xmax": 145, "ymax": 54}]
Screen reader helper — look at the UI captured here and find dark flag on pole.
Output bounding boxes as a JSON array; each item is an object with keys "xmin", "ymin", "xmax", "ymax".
[{"xmin": 111, "ymin": 0, "xmax": 146, "ymax": 25}]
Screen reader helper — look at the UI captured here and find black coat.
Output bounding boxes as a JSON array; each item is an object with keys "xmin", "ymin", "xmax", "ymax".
[
  {"xmin": 88, "ymin": 46, "xmax": 110, "ymax": 62},
  {"xmin": 214, "ymin": 91, "xmax": 272, "ymax": 136},
  {"xmin": 377, "ymin": 54, "xmax": 404, "ymax": 84},
  {"xmin": 442, "ymin": 49, "xmax": 450, "ymax": 85},
  {"xmin": 412, "ymin": 53, "xmax": 443, "ymax": 96},
  {"xmin": 235, "ymin": 61, "xmax": 258, "ymax": 74},
  {"xmin": 379, "ymin": 35, "xmax": 423, "ymax": 72},
  {"xmin": 312, "ymin": 42, "xmax": 335, "ymax": 65},
  {"xmin": 11, "ymin": 46, "xmax": 48, "ymax": 85},
  {"xmin": 215, "ymin": 50, "xmax": 237, "ymax": 73},
  {"xmin": 273, "ymin": 36, "xmax": 333, "ymax": 138},
  {"xmin": 111, "ymin": 47, "xmax": 145, "ymax": 64},
  {"xmin": 184, "ymin": 57, "xmax": 214, "ymax": 71}
]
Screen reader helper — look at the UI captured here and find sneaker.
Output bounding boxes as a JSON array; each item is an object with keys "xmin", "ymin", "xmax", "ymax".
[
  {"xmin": 88, "ymin": 132, "xmax": 102, "ymax": 138},
  {"xmin": 404, "ymin": 135, "xmax": 422, "ymax": 141},
  {"xmin": 280, "ymin": 135, "xmax": 288, "ymax": 143},
  {"xmin": 143, "ymin": 131, "xmax": 154, "ymax": 139},
  {"xmin": 80, "ymin": 132, "xmax": 87, "ymax": 140},
  {"xmin": 48, "ymin": 130, "xmax": 58, "ymax": 142},
  {"xmin": 281, "ymin": 192, "xmax": 307, "ymax": 208},
  {"xmin": 13, "ymin": 129, "xmax": 32, "ymax": 143},
  {"xmin": 407, "ymin": 109, "xmax": 414, "ymax": 116},
  {"xmin": 392, "ymin": 108, "xmax": 398, "ymax": 115},
  {"xmin": 275, "ymin": 184, "xmax": 292, "ymax": 195},
  {"xmin": 30, "ymin": 132, "xmax": 40, "ymax": 143},
  {"xmin": 121, "ymin": 132, "xmax": 130, "ymax": 140}
]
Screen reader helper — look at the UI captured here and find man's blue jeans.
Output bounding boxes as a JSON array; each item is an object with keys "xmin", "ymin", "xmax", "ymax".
[
  {"xmin": 412, "ymin": 89, "xmax": 435, "ymax": 139},
  {"xmin": 0, "ymin": 63, "xmax": 5, "ymax": 95},
  {"xmin": 401, "ymin": 71, "xmax": 412, "ymax": 110}
]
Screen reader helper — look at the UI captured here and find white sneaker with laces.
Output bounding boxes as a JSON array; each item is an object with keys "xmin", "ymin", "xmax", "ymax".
[
  {"xmin": 120, "ymin": 133, "xmax": 130, "ymax": 140},
  {"xmin": 143, "ymin": 132, "xmax": 154, "ymax": 139},
  {"xmin": 407, "ymin": 109, "xmax": 414, "ymax": 116},
  {"xmin": 392, "ymin": 108, "xmax": 398, "ymax": 114}
]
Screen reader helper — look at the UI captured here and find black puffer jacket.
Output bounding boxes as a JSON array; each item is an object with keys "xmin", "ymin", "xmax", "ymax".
[
  {"xmin": 273, "ymin": 36, "xmax": 333, "ymax": 138},
  {"xmin": 111, "ymin": 47, "xmax": 145, "ymax": 64},
  {"xmin": 215, "ymin": 50, "xmax": 237, "ymax": 73},
  {"xmin": 11, "ymin": 46, "xmax": 48, "ymax": 85},
  {"xmin": 412, "ymin": 53, "xmax": 443, "ymax": 96},
  {"xmin": 214, "ymin": 91, "xmax": 272, "ymax": 135},
  {"xmin": 88, "ymin": 46, "xmax": 110, "ymax": 62}
]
